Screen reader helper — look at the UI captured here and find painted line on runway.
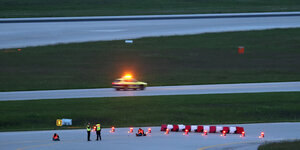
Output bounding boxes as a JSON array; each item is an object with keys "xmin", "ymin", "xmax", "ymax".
[{"xmin": 197, "ymin": 141, "xmax": 260, "ymax": 150}]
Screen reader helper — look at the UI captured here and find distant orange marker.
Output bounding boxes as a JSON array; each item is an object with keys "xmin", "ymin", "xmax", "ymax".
[{"xmin": 128, "ymin": 128, "xmax": 133, "ymax": 133}]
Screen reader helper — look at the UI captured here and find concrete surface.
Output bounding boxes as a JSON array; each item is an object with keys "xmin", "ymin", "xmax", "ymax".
[
  {"xmin": 1, "ymin": 12, "xmax": 300, "ymax": 49},
  {"xmin": 0, "ymin": 122, "xmax": 299, "ymax": 150},
  {"xmin": 1, "ymin": 81, "xmax": 300, "ymax": 101}
]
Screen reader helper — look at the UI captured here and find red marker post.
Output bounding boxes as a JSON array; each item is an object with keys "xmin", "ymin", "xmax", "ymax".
[{"xmin": 238, "ymin": 46, "xmax": 245, "ymax": 54}]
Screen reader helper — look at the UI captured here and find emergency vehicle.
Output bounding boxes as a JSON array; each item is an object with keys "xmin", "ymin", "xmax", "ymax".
[{"xmin": 112, "ymin": 75, "xmax": 147, "ymax": 91}]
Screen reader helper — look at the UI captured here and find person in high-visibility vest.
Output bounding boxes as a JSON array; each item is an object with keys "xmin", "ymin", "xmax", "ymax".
[
  {"xmin": 87, "ymin": 123, "xmax": 91, "ymax": 141},
  {"xmin": 96, "ymin": 123, "xmax": 101, "ymax": 141},
  {"xmin": 52, "ymin": 133, "xmax": 60, "ymax": 141},
  {"xmin": 136, "ymin": 128, "xmax": 146, "ymax": 136}
]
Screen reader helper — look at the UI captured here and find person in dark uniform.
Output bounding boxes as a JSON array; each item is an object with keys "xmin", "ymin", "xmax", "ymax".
[
  {"xmin": 52, "ymin": 133, "xmax": 60, "ymax": 141},
  {"xmin": 87, "ymin": 123, "xmax": 91, "ymax": 141},
  {"xmin": 96, "ymin": 123, "xmax": 101, "ymax": 141}
]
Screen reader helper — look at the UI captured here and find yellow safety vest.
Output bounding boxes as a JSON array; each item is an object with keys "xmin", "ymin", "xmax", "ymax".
[
  {"xmin": 87, "ymin": 125, "xmax": 91, "ymax": 131},
  {"xmin": 96, "ymin": 124, "xmax": 101, "ymax": 131}
]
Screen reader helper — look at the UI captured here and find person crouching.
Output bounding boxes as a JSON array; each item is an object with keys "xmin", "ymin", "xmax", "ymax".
[
  {"xmin": 52, "ymin": 133, "xmax": 60, "ymax": 141},
  {"xmin": 136, "ymin": 128, "xmax": 146, "ymax": 136}
]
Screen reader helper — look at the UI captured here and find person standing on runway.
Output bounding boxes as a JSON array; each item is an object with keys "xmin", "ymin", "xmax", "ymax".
[
  {"xmin": 96, "ymin": 123, "xmax": 101, "ymax": 141},
  {"xmin": 86, "ymin": 123, "xmax": 91, "ymax": 141}
]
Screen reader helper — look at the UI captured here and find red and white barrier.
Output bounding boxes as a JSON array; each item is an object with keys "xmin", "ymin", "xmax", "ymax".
[
  {"xmin": 172, "ymin": 124, "xmax": 179, "ymax": 131},
  {"xmin": 222, "ymin": 127, "xmax": 230, "ymax": 133},
  {"xmin": 204, "ymin": 126, "xmax": 209, "ymax": 132},
  {"xmin": 209, "ymin": 126, "xmax": 216, "ymax": 133},
  {"xmin": 178, "ymin": 124, "xmax": 185, "ymax": 131},
  {"xmin": 236, "ymin": 127, "xmax": 245, "ymax": 134},
  {"xmin": 167, "ymin": 124, "xmax": 173, "ymax": 130},
  {"xmin": 185, "ymin": 125, "xmax": 191, "ymax": 132},
  {"xmin": 230, "ymin": 127, "xmax": 236, "ymax": 134},
  {"xmin": 197, "ymin": 126, "xmax": 203, "ymax": 132},
  {"xmin": 161, "ymin": 124, "xmax": 167, "ymax": 131},
  {"xmin": 161, "ymin": 124, "xmax": 244, "ymax": 134},
  {"xmin": 216, "ymin": 126, "xmax": 223, "ymax": 133},
  {"xmin": 191, "ymin": 125, "xmax": 197, "ymax": 132}
]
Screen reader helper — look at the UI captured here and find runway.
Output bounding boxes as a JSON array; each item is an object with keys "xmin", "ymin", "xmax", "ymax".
[
  {"xmin": 0, "ymin": 122, "xmax": 299, "ymax": 150},
  {"xmin": 1, "ymin": 81, "xmax": 300, "ymax": 101},
  {"xmin": 1, "ymin": 12, "xmax": 300, "ymax": 49}
]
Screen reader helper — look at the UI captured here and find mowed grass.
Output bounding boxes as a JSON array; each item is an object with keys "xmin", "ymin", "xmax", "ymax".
[
  {"xmin": 1, "ymin": 28, "xmax": 300, "ymax": 91},
  {"xmin": 0, "ymin": 92, "xmax": 299, "ymax": 131},
  {"xmin": 258, "ymin": 140, "xmax": 300, "ymax": 150},
  {"xmin": 1, "ymin": 0, "xmax": 300, "ymax": 18}
]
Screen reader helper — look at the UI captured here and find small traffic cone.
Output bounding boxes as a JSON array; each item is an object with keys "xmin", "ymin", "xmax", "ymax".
[
  {"xmin": 184, "ymin": 129, "xmax": 189, "ymax": 135},
  {"xmin": 110, "ymin": 126, "xmax": 115, "ymax": 133},
  {"xmin": 221, "ymin": 130, "xmax": 226, "ymax": 136},
  {"xmin": 165, "ymin": 129, "xmax": 170, "ymax": 134},
  {"xmin": 202, "ymin": 130, "xmax": 208, "ymax": 136},
  {"xmin": 128, "ymin": 128, "xmax": 133, "ymax": 133},
  {"xmin": 259, "ymin": 132, "xmax": 265, "ymax": 138},
  {"xmin": 240, "ymin": 131, "xmax": 245, "ymax": 137}
]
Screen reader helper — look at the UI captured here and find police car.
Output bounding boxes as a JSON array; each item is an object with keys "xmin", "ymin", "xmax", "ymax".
[{"xmin": 112, "ymin": 75, "xmax": 147, "ymax": 91}]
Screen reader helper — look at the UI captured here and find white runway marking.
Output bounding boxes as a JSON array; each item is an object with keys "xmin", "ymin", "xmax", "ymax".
[{"xmin": 87, "ymin": 29, "xmax": 126, "ymax": 32}]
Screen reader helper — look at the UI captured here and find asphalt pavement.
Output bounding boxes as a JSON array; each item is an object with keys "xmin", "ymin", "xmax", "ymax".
[
  {"xmin": 1, "ymin": 12, "xmax": 300, "ymax": 49},
  {"xmin": 1, "ymin": 81, "xmax": 300, "ymax": 101},
  {"xmin": 1, "ymin": 122, "xmax": 299, "ymax": 150}
]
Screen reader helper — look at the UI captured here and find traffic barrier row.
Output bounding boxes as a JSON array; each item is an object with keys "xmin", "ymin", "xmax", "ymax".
[{"xmin": 161, "ymin": 124, "xmax": 244, "ymax": 134}]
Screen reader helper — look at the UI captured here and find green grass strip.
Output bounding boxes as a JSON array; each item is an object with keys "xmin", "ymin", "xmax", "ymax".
[
  {"xmin": 1, "ymin": 0, "xmax": 300, "ymax": 18},
  {"xmin": 258, "ymin": 140, "xmax": 300, "ymax": 150},
  {"xmin": 0, "ymin": 92, "xmax": 299, "ymax": 131},
  {"xmin": 1, "ymin": 28, "xmax": 300, "ymax": 91}
]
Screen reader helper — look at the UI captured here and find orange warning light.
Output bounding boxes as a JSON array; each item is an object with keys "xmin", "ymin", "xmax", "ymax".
[
  {"xmin": 110, "ymin": 126, "xmax": 115, "ymax": 133},
  {"xmin": 184, "ymin": 129, "xmax": 189, "ymax": 135},
  {"xmin": 128, "ymin": 128, "xmax": 133, "ymax": 133},
  {"xmin": 259, "ymin": 132, "xmax": 265, "ymax": 138},
  {"xmin": 221, "ymin": 130, "xmax": 226, "ymax": 136},
  {"xmin": 165, "ymin": 129, "xmax": 169, "ymax": 134},
  {"xmin": 56, "ymin": 119, "xmax": 62, "ymax": 126},
  {"xmin": 123, "ymin": 74, "xmax": 132, "ymax": 79},
  {"xmin": 202, "ymin": 130, "xmax": 208, "ymax": 136},
  {"xmin": 240, "ymin": 131, "xmax": 245, "ymax": 137}
]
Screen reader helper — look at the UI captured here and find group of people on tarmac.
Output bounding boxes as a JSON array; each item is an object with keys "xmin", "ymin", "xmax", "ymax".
[
  {"xmin": 53, "ymin": 123, "xmax": 146, "ymax": 141},
  {"xmin": 52, "ymin": 123, "xmax": 102, "ymax": 142},
  {"xmin": 86, "ymin": 123, "xmax": 102, "ymax": 141}
]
